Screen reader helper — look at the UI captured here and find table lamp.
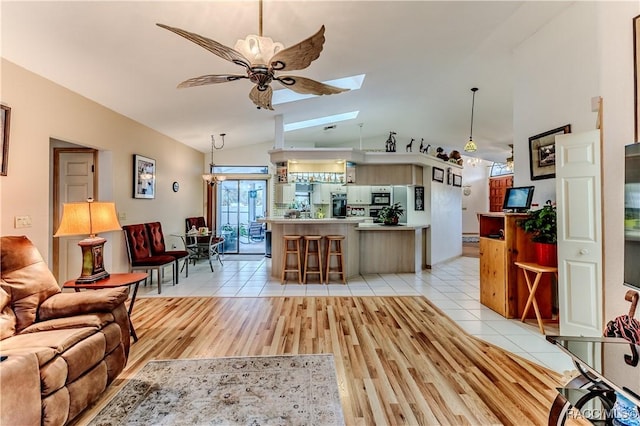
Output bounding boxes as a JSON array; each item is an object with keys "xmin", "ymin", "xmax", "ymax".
[{"xmin": 54, "ymin": 198, "xmax": 122, "ymax": 283}]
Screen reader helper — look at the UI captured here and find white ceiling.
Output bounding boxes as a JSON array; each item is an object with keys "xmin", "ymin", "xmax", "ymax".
[{"xmin": 1, "ymin": 1, "xmax": 573, "ymax": 163}]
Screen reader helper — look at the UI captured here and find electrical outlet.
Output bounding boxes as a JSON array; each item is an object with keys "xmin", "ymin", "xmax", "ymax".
[{"xmin": 15, "ymin": 215, "xmax": 32, "ymax": 228}]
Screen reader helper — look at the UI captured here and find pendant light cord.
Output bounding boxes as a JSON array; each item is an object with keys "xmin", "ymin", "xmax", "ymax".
[
  {"xmin": 469, "ymin": 87, "xmax": 478, "ymax": 141},
  {"xmin": 259, "ymin": 0, "xmax": 263, "ymax": 37}
]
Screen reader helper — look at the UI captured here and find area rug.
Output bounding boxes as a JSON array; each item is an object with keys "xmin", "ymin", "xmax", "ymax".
[{"xmin": 89, "ymin": 354, "xmax": 344, "ymax": 426}]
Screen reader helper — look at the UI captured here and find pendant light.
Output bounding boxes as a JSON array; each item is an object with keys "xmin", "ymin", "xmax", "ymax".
[
  {"xmin": 464, "ymin": 87, "xmax": 479, "ymax": 153},
  {"xmin": 202, "ymin": 133, "xmax": 227, "ymax": 185}
]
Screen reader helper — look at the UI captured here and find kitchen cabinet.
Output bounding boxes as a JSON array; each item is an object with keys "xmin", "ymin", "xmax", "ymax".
[
  {"xmin": 274, "ymin": 183, "xmax": 295, "ymax": 204},
  {"xmin": 355, "ymin": 165, "xmax": 423, "ymax": 185},
  {"xmin": 347, "ymin": 186, "xmax": 371, "ymax": 205},
  {"xmin": 313, "ymin": 184, "xmax": 346, "ymax": 204},
  {"xmin": 370, "ymin": 186, "xmax": 391, "ymax": 193}
]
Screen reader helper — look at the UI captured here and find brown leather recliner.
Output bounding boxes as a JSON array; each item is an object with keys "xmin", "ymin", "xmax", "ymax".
[{"xmin": 0, "ymin": 235, "xmax": 130, "ymax": 426}]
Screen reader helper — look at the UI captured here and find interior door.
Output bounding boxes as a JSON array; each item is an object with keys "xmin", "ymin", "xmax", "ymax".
[
  {"xmin": 555, "ymin": 129, "xmax": 603, "ymax": 336},
  {"xmin": 216, "ymin": 179, "xmax": 267, "ymax": 254},
  {"xmin": 53, "ymin": 149, "xmax": 96, "ymax": 282}
]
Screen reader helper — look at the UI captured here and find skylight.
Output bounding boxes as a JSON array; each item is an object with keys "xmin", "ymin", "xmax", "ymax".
[
  {"xmin": 272, "ymin": 74, "xmax": 365, "ymax": 105},
  {"xmin": 284, "ymin": 111, "xmax": 360, "ymax": 132}
]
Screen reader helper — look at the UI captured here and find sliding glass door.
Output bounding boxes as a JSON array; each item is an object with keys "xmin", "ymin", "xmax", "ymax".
[{"xmin": 216, "ymin": 179, "xmax": 267, "ymax": 254}]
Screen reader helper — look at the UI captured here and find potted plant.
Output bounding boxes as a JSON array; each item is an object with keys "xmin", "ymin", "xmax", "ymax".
[
  {"xmin": 379, "ymin": 202, "xmax": 405, "ymax": 226},
  {"xmin": 517, "ymin": 200, "xmax": 557, "ymax": 266}
]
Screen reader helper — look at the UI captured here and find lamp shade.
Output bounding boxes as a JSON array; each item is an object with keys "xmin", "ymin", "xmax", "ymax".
[{"xmin": 54, "ymin": 201, "xmax": 121, "ymax": 237}]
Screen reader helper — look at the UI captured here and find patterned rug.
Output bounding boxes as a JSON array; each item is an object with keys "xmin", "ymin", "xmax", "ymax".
[{"xmin": 89, "ymin": 354, "xmax": 344, "ymax": 426}]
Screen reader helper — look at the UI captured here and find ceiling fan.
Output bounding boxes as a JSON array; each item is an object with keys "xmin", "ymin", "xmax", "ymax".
[{"xmin": 157, "ymin": 1, "xmax": 348, "ymax": 110}]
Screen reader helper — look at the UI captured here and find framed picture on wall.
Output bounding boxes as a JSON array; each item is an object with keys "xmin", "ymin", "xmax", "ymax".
[
  {"xmin": 432, "ymin": 167, "xmax": 444, "ymax": 183},
  {"xmin": 528, "ymin": 124, "xmax": 571, "ymax": 181},
  {"xmin": 414, "ymin": 186, "xmax": 424, "ymax": 211},
  {"xmin": 133, "ymin": 154, "xmax": 156, "ymax": 199},
  {"xmin": 453, "ymin": 174, "xmax": 462, "ymax": 187},
  {"xmin": 1, "ymin": 105, "xmax": 10, "ymax": 176}
]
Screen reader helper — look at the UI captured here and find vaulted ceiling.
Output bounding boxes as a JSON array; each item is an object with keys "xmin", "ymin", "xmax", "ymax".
[{"xmin": 1, "ymin": 1, "xmax": 572, "ymax": 163}]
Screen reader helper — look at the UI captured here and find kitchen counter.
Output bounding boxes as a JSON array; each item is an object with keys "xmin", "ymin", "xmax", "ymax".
[
  {"xmin": 356, "ymin": 223, "xmax": 430, "ymax": 231},
  {"xmin": 260, "ymin": 217, "xmax": 366, "ymax": 224}
]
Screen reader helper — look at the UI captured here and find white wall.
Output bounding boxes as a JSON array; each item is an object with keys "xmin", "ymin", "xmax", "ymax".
[
  {"xmin": 461, "ymin": 157, "xmax": 491, "ymax": 234},
  {"xmin": 0, "ymin": 59, "xmax": 205, "ymax": 273},
  {"xmin": 427, "ymin": 166, "xmax": 462, "ymax": 265},
  {"xmin": 513, "ymin": 2, "xmax": 640, "ymax": 323}
]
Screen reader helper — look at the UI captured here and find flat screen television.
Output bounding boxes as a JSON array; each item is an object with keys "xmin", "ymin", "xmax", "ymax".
[
  {"xmin": 624, "ymin": 143, "xmax": 640, "ymax": 290},
  {"xmin": 502, "ymin": 186, "xmax": 535, "ymax": 212}
]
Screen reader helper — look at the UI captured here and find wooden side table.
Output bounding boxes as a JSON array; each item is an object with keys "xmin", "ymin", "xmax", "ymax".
[
  {"xmin": 63, "ymin": 272, "xmax": 148, "ymax": 342},
  {"xmin": 514, "ymin": 261, "xmax": 558, "ymax": 334}
]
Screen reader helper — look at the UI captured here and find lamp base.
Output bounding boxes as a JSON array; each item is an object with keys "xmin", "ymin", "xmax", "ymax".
[{"xmin": 76, "ymin": 237, "xmax": 110, "ymax": 284}]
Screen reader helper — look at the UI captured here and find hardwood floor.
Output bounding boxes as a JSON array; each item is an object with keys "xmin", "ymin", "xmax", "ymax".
[{"xmin": 73, "ymin": 296, "xmax": 563, "ymax": 425}]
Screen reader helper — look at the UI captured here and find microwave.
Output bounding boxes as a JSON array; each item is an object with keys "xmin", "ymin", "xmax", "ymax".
[{"xmin": 371, "ymin": 192, "xmax": 391, "ymax": 206}]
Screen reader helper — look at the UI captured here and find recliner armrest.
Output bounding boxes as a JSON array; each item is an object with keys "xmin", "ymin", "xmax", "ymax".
[{"xmin": 38, "ymin": 288, "xmax": 129, "ymax": 321}]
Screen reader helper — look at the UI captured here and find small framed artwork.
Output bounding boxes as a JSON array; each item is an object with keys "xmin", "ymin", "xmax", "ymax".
[
  {"xmin": 1, "ymin": 105, "xmax": 10, "ymax": 176},
  {"xmin": 414, "ymin": 186, "xmax": 424, "ymax": 211},
  {"xmin": 453, "ymin": 174, "xmax": 462, "ymax": 187},
  {"xmin": 432, "ymin": 167, "xmax": 444, "ymax": 183},
  {"xmin": 133, "ymin": 154, "xmax": 156, "ymax": 199},
  {"xmin": 528, "ymin": 124, "xmax": 571, "ymax": 181}
]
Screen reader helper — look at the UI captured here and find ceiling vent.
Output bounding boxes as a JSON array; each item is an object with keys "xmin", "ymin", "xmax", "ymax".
[{"xmin": 324, "ymin": 125, "xmax": 337, "ymax": 131}]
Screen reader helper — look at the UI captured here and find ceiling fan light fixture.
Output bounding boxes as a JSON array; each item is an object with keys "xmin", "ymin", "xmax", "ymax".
[
  {"xmin": 234, "ymin": 35, "xmax": 283, "ymax": 66},
  {"xmin": 464, "ymin": 87, "xmax": 479, "ymax": 153}
]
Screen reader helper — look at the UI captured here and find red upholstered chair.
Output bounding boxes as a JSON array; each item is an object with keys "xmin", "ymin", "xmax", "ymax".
[
  {"xmin": 145, "ymin": 222, "xmax": 190, "ymax": 283},
  {"xmin": 122, "ymin": 224, "xmax": 175, "ymax": 294},
  {"xmin": 185, "ymin": 216, "xmax": 209, "ymax": 263}
]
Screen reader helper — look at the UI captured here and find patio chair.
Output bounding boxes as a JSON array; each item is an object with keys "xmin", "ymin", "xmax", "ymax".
[{"xmin": 249, "ymin": 222, "xmax": 265, "ymax": 242}]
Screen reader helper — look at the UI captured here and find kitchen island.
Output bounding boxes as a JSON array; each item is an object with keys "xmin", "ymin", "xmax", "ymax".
[
  {"xmin": 261, "ymin": 217, "xmax": 365, "ymax": 281},
  {"xmin": 356, "ymin": 224, "xmax": 430, "ymax": 273},
  {"xmin": 260, "ymin": 218, "xmax": 430, "ymax": 280}
]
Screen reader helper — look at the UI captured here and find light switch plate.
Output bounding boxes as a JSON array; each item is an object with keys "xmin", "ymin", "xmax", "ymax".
[{"xmin": 15, "ymin": 215, "xmax": 32, "ymax": 228}]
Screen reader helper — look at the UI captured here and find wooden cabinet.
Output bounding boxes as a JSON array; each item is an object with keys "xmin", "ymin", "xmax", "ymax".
[
  {"xmin": 488, "ymin": 175, "xmax": 513, "ymax": 212},
  {"xmin": 478, "ymin": 213, "xmax": 553, "ymax": 319},
  {"xmin": 355, "ymin": 164, "xmax": 423, "ymax": 185},
  {"xmin": 274, "ymin": 183, "xmax": 295, "ymax": 204}
]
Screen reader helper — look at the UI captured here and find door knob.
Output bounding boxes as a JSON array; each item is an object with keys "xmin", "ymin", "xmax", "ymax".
[{"xmin": 579, "ymin": 248, "xmax": 589, "ymax": 255}]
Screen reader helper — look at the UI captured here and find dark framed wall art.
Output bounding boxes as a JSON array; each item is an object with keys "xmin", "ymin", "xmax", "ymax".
[
  {"xmin": 133, "ymin": 154, "xmax": 156, "ymax": 199},
  {"xmin": 528, "ymin": 124, "xmax": 571, "ymax": 181},
  {"xmin": 1, "ymin": 105, "xmax": 10, "ymax": 176},
  {"xmin": 414, "ymin": 186, "xmax": 424, "ymax": 211},
  {"xmin": 453, "ymin": 174, "xmax": 462, "ymax": 187},
  {"xmin": 432, "ymin": 167, "xmax": 444, "ymax": 183}
]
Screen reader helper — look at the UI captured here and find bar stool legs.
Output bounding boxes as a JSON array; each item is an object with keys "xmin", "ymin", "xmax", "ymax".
[
  {"xmin": 303, "ymin": 235, "xmax": 323, "ymax": 283},
  {"xmin": 281, "ymin": 235, "xmax": 302, "ymax": 284},
  {"xmin": 325, "ymin": 235, "xmax": 346, "ymax": 284}
]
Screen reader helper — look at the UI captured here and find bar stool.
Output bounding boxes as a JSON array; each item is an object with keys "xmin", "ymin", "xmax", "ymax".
[
  {"xmin": 303, "ymin": 235, "xmax": 323, "ymax": 284},
  {"xmin": 325, "ymin": 235, "xmax": 346, "ymax": 284},
  {"xmin": 281, "ymin": 235, "xmax": 302, "ymax": 284}
]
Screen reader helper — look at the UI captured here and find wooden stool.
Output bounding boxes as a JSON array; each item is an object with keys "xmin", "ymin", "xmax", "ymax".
[
  {"xmin": 303, "ymin": 235, "xmax": 323, "ymax": 284},
  {"xmin": 515, "ymin": 261, "xmax": 558, "ymax": 334},
  {"xmin": 325, "ymin": 235, "xmax": 346, "ymax": 284},
  {"xmin": 281, "ymin": 235, "xmax": 302, "ymax": 284}
]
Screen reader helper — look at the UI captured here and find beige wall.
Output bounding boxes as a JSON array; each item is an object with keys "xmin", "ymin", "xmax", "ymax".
[{"xmin": 0, "ymin": 59, "xmax": 205, "ymax": 274}]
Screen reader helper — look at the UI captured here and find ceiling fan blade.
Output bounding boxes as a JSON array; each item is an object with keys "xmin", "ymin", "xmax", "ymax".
[
  {"xmin": 268, "ymin": 26, "xmax": 325, "ymax": 72},
  {"xmin": 276, "ymin": 75, "xmax": 349, "ymax": 96},
  {"xmin": 249, "ymin": 85, "xmax": 274, "ymax": 110},
  {"xmin": 177, "ymin": 74, "xmax": 248, "ymax": 88},
  {"xmin": 157, "ymin": 23, "xmax": 251, "ymax": 69}
]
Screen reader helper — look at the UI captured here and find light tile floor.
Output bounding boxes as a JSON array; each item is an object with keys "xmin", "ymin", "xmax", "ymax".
[{"xmin": 135, "ymin": 254, "xmax": 575, "ymax": 374}]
